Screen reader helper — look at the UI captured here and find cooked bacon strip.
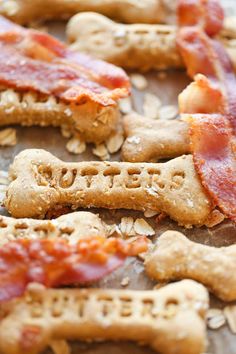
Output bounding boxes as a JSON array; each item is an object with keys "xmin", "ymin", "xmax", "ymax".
[
  {"xmin": 0, "ymin": 236, "xmax": 147, "ymax": 303},
  {"xmin": 177, "ymin": 0, "xmax": 236, "ymax": 221},
  {"xmin": 0, "ymin": 16, "xmax": 130, "ymax": 106},
  {"xmin": 186, "ymin": 114, "xmax": 236, "ymax": 220},
  {"xmin": 179, "ymin": 74, "xmax": 225, "ymax": 114},
  {"xmin": 177, "ymin": 0, "xmax": 224, "ymax": 36}
]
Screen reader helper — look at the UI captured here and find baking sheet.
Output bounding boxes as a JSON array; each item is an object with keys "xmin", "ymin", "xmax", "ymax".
[{"xmin": 1, "ymin": 2, "xmax": 236, "ymax": 353}]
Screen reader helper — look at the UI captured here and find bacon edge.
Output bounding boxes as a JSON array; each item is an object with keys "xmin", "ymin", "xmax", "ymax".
[
  {"xmin": 0, "ymin": 236, "xmax": 147, "ymax": 303},
  {"xmin": 177, "ymin": 0, "xmax": 236, "ymax": 222}
]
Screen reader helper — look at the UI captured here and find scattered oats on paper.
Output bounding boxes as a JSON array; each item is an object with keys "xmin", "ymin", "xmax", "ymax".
[
  {"xmin": 61, "ymin": 126, "xmax": 72, "ymax": 138},
  {"xmin": 49, "ymin": 340, "xmax": 71, "ymax": 354},
  {"xmin": 134, "ymin": 218, "xmax": 155, "ymax": 236},
  {"xmin": 143, "ymin": 93, "xmax": 162, "ymax": 119},
  {"xmin": 0, "ymin": 185, "xmax": 7, "ymax": 206},
  {"xmin": 0, "ymin": 128, "xmax": 17, "ymax": 146},
  {"xmin": 1, "ymin": 0, "xmax": 20, "ymax": 16},
  {"xmin": 121, "ymin": 277, "xmax": 130, "ymax": 287},
  {"xmin": 130, "ymin": 73, "xmax": 148, "ymax": 90},
  {"xmin": 120, "ymin": 217, "xmax": 134, "ymax": 236},
  {"xmin": 107, "ymin": 224, "xmax": 122, "ymax": 237},
  {"xmin": 207, "ymin": 309, "xmax": 226, "ymax": 330},
  {"xmin": 224, "ymin": 305, "xmax": 236, "ymax": 334},
  {"xmin": 144, "ymin": 210, "xmax": 158, "ymax": 218},
  {"xmin": 66, "ymin": 137, "xmax": 86, "ymax": 155},
  {"xmin": 119, "ymin": 97, "xmax": 133, "ymax": 114},
  {"xmin": 106, "ymin": 131, "xmax": 124, "ymax": 154},
  {"xmin": 92, "ymin": 144, "xmax": 110, "ymax": 160},
  {"xmin": 0, "ymin": 170, "xmax": 9, "ymax": 186},
  {"xmin": 159, "ymin": 105, "xmax": 178, "ymax": 120}
]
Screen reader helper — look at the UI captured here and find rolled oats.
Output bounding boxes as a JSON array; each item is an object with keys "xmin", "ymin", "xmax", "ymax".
[
  {"xmin": 66, "ymin": 137, "xmax": 86, "ymax": 154},
  {"xmin": 0, "ymin": 128, "xmax": 17, "ymax": 146},
  {"xmin": 143, "ymin": 93, "xmax": 162, "ymax": 119},
  {"xmin": 134, "ymin": 218, "xmax": 155, "ymax": 236}
]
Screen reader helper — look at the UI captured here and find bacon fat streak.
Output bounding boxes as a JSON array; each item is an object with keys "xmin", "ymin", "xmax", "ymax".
[
  {"xmin": 0, "ymin": 16, "xmax": 130, "ymax": 106},
  {"xmin": 177, "ymin": 0, "xmax": 236, "ymax": 222},
  {"xmin": 0, "ymin": 236, "xmax": 147, "ymax": 303}
]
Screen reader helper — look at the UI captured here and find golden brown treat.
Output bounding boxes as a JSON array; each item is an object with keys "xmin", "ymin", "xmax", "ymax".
[
  {"xmin": 0, "ymin": 280, "xmax": 209, "ymax": 354},
  {"xmin": 67, "ymin": 13, "xmax": 236, "ymax": 71},
  {"xmin": 0, "ymin": 212, "xmax": 107, "ymax": 245},
  {"xmin": 145, "ymin": 231, "xmax": 236, "ymax": 302},
  {"xmin": 4, "ymin": 149, "xmax": 212, "ymax": 227},
  {"xmin": 122, "ymin": 113, "xmax": 190, "ymax": 162},
  {"xmin": 67, "ymin": 13, "xmax": 181, "ymax": 72},
  {"xmin": 0, "ymin": 89, "xmax": 119, "ymax": 144},
  {"xmin": 0, "ymin": 0, "xmax": 175, "ymax": 25}
]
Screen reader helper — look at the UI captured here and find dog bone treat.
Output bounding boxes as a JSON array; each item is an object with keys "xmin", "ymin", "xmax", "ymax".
[
  {"xmin": 0, "ymin": 0, "xmax": 175, "ymax": 25},
  {"xmin": 67, "ymin": 13, "xmax": 236, "ymax": 71},
  {"xmin": 0, "ymin": 280, "xmax": 209, "ymax": 354},
  {"xmin": 122, "ymin": 113, "xmax": 190, "ymax": 162},
  {"xmin": 67, "ymin": 13, "xmax": 182, "ymax": 72},
  {"xmin": 0, "ymin": 212, "xmax": 107, "ymax": 245},
  {"xmin": 0, "ymin": 16, "xmax": 130, "ymax": 144},
  {"xmin": 0, "ymin": 89, "xmax": 119, "ymax": 144},
  {"xmin": 5, "ymin": 149, "xmax": 212, "ymax": 226},
  {"xmin": 145, "ymin": 231, "xmax": 236, "ymax": 301}
]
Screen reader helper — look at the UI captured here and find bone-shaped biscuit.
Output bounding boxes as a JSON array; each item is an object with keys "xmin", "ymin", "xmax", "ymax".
[
  {"xmin": 0, "ymin": 0, "xmax": 174, "ymax": 25},
  {"xmin": 67, "ymin": 13, "xmax": 236, "ymax": 72},
  {"xmin": 4, "ymin": 149, "xmax": 212, "ymax": 227},
  {"xmin": 0, "ymin": 89, "xmax": 118, "ymax": 144},
  {"xmin": 122, "ymin": 113, "xmax": 190, "ymax": 162},
  {"xmin": 145, "ymin": 231, "xmax": 236, "ymax": 302},
  {"xmin": 0, "ymin": 280, "xmax": 209, "ymax": 354},
  {"xmin": 0, "ymin": 212, "xmax": 107, "ymax": 246}
]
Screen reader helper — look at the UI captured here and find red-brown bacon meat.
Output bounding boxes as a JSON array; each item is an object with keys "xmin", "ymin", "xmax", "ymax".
[
  {"xmin": 177, "ymin": 0, "xmax": 236, "ymax": 222},
  {"xmin": 0, "ymin": 16, "xmax": 130, "ymax": 106},
  {"xmin": 0, "ymin": 236, "xmax": 147, "ymax": 303}
]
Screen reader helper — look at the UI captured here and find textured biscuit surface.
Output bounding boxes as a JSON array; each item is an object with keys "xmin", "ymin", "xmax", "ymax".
[
  {"xmin": 0, "ymin": 89, "xmax": 119, "ymax": 144},
  {"xmin": 145, "ymin": 231, "xmax": 236, "ymax": 301},
  {"xmin": 67, "ymin": 12, "xmax": 182, "ymax": 72},
  {"xmin": 5, "ymin": 149, "xmax": 212, "ymax": 226},
  {"xmin": 122, "ymin": 113, "xmax": 190, "ymax": 162},
  {"xmin": 0, "ymin": 0, "xmax": 174, "ymax": 24},
  {"xmin": 0, "ymin": 280, "xmax": 209, "ymax": 354},
  {"xmin": 67, "ymin": 13, "xmax": 236, "ymax": 71},
  {"xmin": 0, "ymin": 212, "xmax": 106, "ymax": 245}
]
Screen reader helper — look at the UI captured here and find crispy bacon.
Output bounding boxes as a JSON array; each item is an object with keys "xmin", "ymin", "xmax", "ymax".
[
  {"xmin": 177, "ymin": 0, "xmax": 224, "ymax": 36},
  {"xmin": 0, "ymin": 236, "xmax": 147, "ymax": 303},
  {"xmin": 179, "ymin": 74, "xmax": 225, "ymax": 114},
  {"xmin": 186, "ymin": 114, "xmax": 236, "ymax": 221},
  {"xmin": 177, "ymin": 0, "xmax": 236, "ymax": 221},
  {"xmin": 0, "ymin": 16, "xmax": 130, "ymax": 106}
]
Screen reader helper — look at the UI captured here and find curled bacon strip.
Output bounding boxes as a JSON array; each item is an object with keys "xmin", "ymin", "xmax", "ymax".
[
  {"xmin": 177, "ymin": 0, "xmax": 224, "ymax": 36},
  {"xmin": 186, "ymin": 114, "xmax": 236, "ymax": 219},
  {"xmin": 0, "ymin": 16, "xmax": 130, "ymax": 106},
  {"xmin": 177, "ymin": 0, "xmax": 236, "ymax": 222},
  {"xmin": 0, "ymin": 236, "xmax": 147, "ymax": 303}
]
